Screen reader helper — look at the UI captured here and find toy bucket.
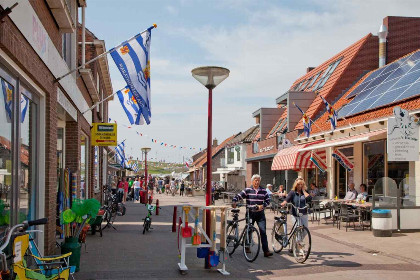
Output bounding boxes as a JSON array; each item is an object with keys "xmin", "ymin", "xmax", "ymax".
[
  {"xmin": 197, "ymin": 246, "xmax": 209, "ymax": 258},
  {"xmin": 208, "ymin": 251, "xmax": 219, "ymax": 267}
]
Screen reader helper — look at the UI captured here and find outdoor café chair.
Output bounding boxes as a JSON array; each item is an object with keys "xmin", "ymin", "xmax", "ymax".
[
  {"xmin": 339, "ymin": 203, "xmax": 359, "ymax": 231},
  {"xmin": 332, "ymin": 202, "xmax": 341, "ymax": 228}
]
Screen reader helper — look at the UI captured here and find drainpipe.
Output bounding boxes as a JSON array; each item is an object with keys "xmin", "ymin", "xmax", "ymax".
[
  {"xmin": 378, "ymin": 24, "xmax": 388, "ymax": 68},
  {"xmin": 81, "ymin": 5, "xmax": 86, "ymax": 68}
]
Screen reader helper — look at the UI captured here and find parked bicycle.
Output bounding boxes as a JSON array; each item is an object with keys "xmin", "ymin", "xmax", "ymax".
[
  {"xmin": 271, "ymin": 204, "xmax": 311, "ymax": 263},
  {"xmin": 225, "ymin": 204, "xmax": 260, "ymax": 262},
  {"xmin": 102, "ymin": 188, "xmax": 126, "ymax": 231},
  {"xmin": 142, "ymin": 204, "xmax": 160, "ymax": 234},
  {"xmin": 0, "ymin": 218, "xmax": 73, "ymax": 280}
]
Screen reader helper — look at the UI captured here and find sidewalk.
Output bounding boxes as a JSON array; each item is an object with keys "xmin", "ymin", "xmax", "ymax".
[{"xmin": 75, "ymin": 193, "xmax": 420, "ymax": 279}]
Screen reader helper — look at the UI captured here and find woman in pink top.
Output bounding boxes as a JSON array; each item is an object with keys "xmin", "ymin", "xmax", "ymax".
[{"xmin": 118, "ymin": 177, "xmax": 129, "ymax": 202}]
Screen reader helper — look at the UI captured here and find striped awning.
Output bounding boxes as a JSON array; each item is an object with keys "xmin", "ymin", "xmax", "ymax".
[{"xmin": 271, "ymin": 140, "xmax": 325, "ymax": 171}]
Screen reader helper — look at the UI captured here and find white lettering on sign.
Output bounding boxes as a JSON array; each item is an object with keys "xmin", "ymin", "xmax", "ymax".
[
  {"xmin": 259, "ymin": 146, "xmax": 274, "ymax": 153},
  {"xmin": 387, "ymin": 106, "xmax": 419, "ymax": 161}
]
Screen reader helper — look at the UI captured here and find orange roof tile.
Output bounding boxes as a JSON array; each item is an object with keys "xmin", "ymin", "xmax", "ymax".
[{"xmin": 293, "ymin": 34, "xmax": 373, "ymax": 130}]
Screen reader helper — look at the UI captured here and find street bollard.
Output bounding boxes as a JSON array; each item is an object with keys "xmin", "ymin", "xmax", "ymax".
[
  {"xmin": 156, "ymin": 199, "xmax": 159, "ymax": 215},
  {"xmin": 172, "ymin": 206, "xmax": 177, "ymax": 232}
]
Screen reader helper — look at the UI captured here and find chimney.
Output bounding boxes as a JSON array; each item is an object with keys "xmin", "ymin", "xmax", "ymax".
[
  {"xmin": 378, "ymin": 24, "xmax": 388, "ymax": 67},
  {"xmin": 212, "ymin": 138, "xmax": 218, "ymax": 147},
  {"xmin": 306, "ymin": 67, "xmax": 315, "ymax": 73}
]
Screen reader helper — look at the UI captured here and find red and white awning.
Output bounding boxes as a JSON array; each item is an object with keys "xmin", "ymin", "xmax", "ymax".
[{"xmin": 271, "ymin": 140, "xmax": 325, "ymax": 171}]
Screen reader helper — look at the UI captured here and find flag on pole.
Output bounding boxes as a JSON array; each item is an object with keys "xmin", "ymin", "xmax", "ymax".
[
  {"xmin": 320, "ymin": 95, "xmax": 337, "ymax": 131},
  {"xmin": 294, "ymin": 103, "xmax": 312, "ymax": 137},
  {"xmin": 110, "ymin": 26, "xmax": 155, "ymax": 125},
  {"xmin": 332, "ymin": 149, "xmax": 354, "ymax": 171},
  {"xmin": 116, "ymin": 142, "xmax": 126, "ymax": 167},
  {"xmin": 116, "ymin": 87, "xmax": 148, "ymax": 125},
  {"xmin": 309, "ymin": 151, "xmax": 327, "ymax": 173}
]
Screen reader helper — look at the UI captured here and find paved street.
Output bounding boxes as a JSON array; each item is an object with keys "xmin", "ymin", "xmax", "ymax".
[{"xmin": 76, "ymin": 194, "xmax": 420, "ymax": 280}]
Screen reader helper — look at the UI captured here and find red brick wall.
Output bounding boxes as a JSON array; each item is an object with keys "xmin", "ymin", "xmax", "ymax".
[
  {"xmin": 384, "ymin": 16, "xmax": 420, "ymax": 64},
  {"xmin": 0, "ymin": 10, "xmax": 59, "ymax": 254}
]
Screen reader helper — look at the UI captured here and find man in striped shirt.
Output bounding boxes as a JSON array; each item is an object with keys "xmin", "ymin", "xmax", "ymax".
[{"xmin": 232, "ymin": 174, "xmax": 273, "ymax": 257}]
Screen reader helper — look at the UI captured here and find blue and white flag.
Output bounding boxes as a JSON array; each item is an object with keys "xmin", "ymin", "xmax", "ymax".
[
  {"xmin": 320, "ymin": 96, "xmax": 337, "ymax": 131},
  {"xmin": 2, "ymin": 79, "xmax": 29, "ymax": 123},
  {"xmin": 116, "ymin": 86, "xmax": 149, "ymax": 125},
  {"xmin": 1, "ymin": 79, "xmax": 12, "ymax": 122},
  {"xmin": 110, "ymin": 26, "xmax": 155, "ymax": 125},
  {"xmin": 115, "ymin": 141, "xmax": 126, "ymax": 167},
  {"xmin": 294, "ymin": 103, "xmax": 312, "ymax": 137},
  {"xmin": 21, "ymin": 95, "xmax": 29, "ymax": 123}
]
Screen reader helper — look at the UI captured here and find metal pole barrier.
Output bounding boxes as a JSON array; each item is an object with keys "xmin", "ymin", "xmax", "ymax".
[{"xmin": 172, "ymin": 206, "xmax": 177, "ymax": 232}]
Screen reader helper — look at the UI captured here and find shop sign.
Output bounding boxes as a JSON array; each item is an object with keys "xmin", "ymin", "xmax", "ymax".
[
  {"xmin": 31, "ymin": 15, "xmax": 48, "ymax": 61},
  {"xmin": 57, "ymin": 89, "xmax": 77, "ymax": 121},
  {"xmin": 387, "ymin": 106, "xmax": 419, "ymax": 161},
  {"xmin": 91, "ymin": 123, "xmax": 117, "ymax": 146},
  {"xmin": 259, "ymin": 145, "xmax": 274, "ymax": 153}
]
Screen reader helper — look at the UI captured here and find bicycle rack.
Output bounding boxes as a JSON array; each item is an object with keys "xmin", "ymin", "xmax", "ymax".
[{"xmin": 177, "ymin": 205, "xmax": 230, "ymax": 275}]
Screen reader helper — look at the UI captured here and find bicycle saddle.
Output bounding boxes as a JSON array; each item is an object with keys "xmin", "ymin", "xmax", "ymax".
[
  {"xmin": 231, "ymin": 209, "xmax": 240, "ymax": 213},
  {"xmin": 279, "ymin": 210, "xmax": 288, "ymax": 215}
]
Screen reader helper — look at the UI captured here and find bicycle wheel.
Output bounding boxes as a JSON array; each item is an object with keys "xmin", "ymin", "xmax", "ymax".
[
  {"xmin": 272, "ymin": 222, "xmax": 285, "ymax": 253},
  {"xmin": 292, "ymin": 226, "xmax": 311, "ymax": 263},
  {"xmin": 242, "ymin": 226, "xmax": 260, "ymax": 262},
  {"xmin": 143, "ymin": 220, "xmax": 148, "ymax": 234},
  {"xmin": 226, "ymin": 224, "xmax": 238, "ymax": 256}
]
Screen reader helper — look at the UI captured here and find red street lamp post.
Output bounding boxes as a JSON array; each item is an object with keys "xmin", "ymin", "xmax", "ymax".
[
  {"xmin": 141, "ymin": 147, "xmax": 151, "ymax": 203},
  {"xmin": 191, "ymin": 66, "xmax": 230, "ymax": 268}
]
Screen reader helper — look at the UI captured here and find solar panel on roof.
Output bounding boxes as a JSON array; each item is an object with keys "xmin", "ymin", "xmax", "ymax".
[{"xmin": 338, "ymin": 50, "xmax": 420, "ymax": 119}]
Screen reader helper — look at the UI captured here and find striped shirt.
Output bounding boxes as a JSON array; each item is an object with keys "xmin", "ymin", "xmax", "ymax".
[{"xmin": 232, "ymin": 186, "xmax": 270, "ymax": 209}]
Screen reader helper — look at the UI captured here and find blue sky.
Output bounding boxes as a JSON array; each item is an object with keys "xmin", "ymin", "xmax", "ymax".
[{"xmin": 84, "ymin": 0, "xmax": 418, "ymax": 162}]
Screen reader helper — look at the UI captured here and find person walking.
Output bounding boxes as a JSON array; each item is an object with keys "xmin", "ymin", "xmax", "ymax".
[
  {"xmin": 180, "ymin": 181, "xmax": 185, "ymax": 196},
  {"xmin": 232, "ymin": 174, "xmax": 273, "ymax": 257},
  {"xmin": 133, "ymin": 177, "xmax": 141, "ymax": 202},
  {"xmin": 117, "ymin": 177, "xmax": 129, "ymax": 203},
  {"xmin": 281, "ymin": 177, "xmax": 312, "ymax": 229}
]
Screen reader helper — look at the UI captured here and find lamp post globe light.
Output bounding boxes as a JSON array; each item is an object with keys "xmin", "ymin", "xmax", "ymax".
[
  {"xmin": 191, "ymin": 66, "xmax": 229, "ymax": 268},
  {"xmin": 141, "ymin": 147, "xmax": 151, "ymax": 203}
]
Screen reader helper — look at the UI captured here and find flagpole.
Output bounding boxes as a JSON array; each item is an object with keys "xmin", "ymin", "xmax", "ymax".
[
  {"xmin": 82, "ymin": 87, "xmax": 124, "ymax": 114},
  {"xmin": 54, "ymin": 24, "xmax": 157, "ymax": 83}
]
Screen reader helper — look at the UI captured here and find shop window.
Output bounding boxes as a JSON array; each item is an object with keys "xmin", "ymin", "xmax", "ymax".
[
  {"xmin": 252, "ymin": 142, "xmax": 259, "ymax": 154},
  {"xmin": 227, "ymin": 147, "xmax": 234, "ymax": 164},
  {"xmin": 80, "ymin": 134, "xmax": 89, "ymax": 199},
  {"xmin": 364, "ymin": 140, "xmax": 385, "ymax": 194},
  {"xmin": 235, "ymin": 146, "xmax": 241, "ymax": 161},
  {"xmin": 0, "ymin": 76, "xmax": 14, "ymax": 224},
  {"xmin": 1, "ymin": 69, "xmax": 39, "ymax": 225},
  {"xmin": 20, "ymin": 87, "xmax": 37, "ymax": 221}
]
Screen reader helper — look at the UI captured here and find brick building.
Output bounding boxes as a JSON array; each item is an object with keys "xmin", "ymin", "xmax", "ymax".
[
  {"xmin": 269, "ymin": 16, "xmax": 420, "ymax": 229},
  {"xmin": 0, "ymin": 0, "xmax": 112, "ymax": 254}
]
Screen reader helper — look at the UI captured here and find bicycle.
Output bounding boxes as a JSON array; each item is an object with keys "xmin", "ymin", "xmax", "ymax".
[
  {"xmin": 0, "ymin": 218, "xmax": 71, "ymax": 280},
  {"xmin": 271, "ymin": 204, "xmax": 311, "ymax": 263},
  {"xmin": 142, "ymin": 204, "xmax": 160, "ymax": 234},
  {"xmin": 225, "ymin": 204, "xmax": 260, "ymax": 262}
]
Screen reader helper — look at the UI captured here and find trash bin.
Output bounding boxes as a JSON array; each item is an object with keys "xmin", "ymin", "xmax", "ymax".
[
  {"xmin": 61, "ymin": 237, "xmax": 81, "ymax": 271},
  {"xmin": 372, "ymin": 209, "xmax": 392, "ymax": 237}
]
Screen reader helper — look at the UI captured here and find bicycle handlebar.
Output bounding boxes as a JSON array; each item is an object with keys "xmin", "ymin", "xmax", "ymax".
[
  {"xmin": 0, "ymin": 218, "xmax": 48, "ymax": 252},
  {"xmin": 28, "ymin": 218, "xmax": 48, "ymax": 227}
]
